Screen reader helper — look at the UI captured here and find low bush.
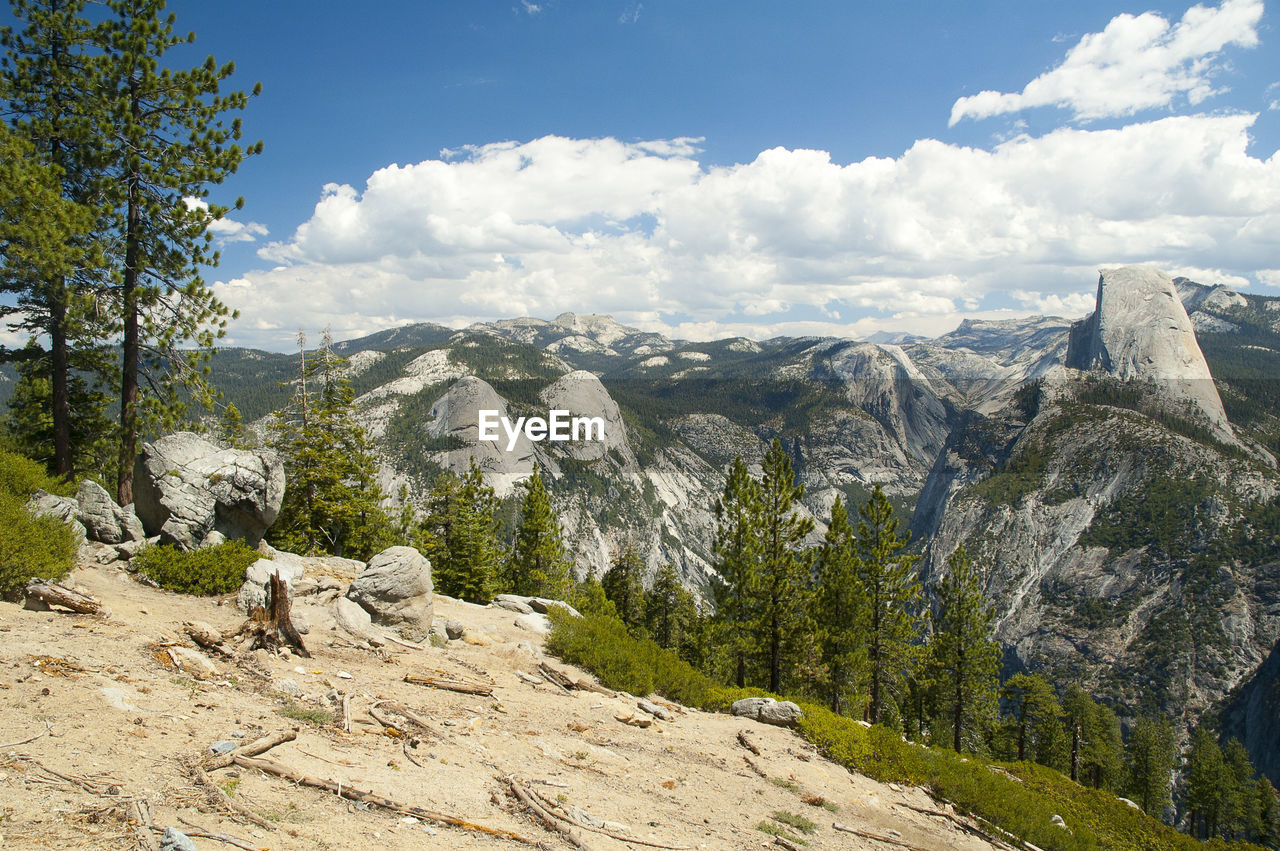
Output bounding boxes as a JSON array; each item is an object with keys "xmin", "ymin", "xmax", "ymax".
[
  {"xmin": 133, "ymin": 540, "xmax": 261, "ymax": 596},
  {"xmin": 0, "ymin": 492, "xmax": 77, "ymax": 598},
  {"xmin": 0, "ymin": 448, "xmax": 75, "ymax": 500}
]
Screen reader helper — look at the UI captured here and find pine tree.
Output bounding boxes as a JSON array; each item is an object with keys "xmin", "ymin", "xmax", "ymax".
[
  {"xmin": 506, "ymin": 470, "xmax": 573, "ymax": 599},
  {"xmin": 1062, "ymin": 685, "xmax": 1123, "ymax": 791},
  {"xmin": 218, "ymin": 401, "xmax": 246, "ymax": 448},
  {"xmin": 1223, "ymin": 738, "xmax": 1259, "ymax": 840},
  {"xmin": 1125, "ymin": 716, "xmax": 1176, "ymax": 819},
  {"xmin": 856, "ymin": 484, "xmax": 920, "ymax": 724},
  {"xmin": 1000, "ymin": 672, "xmax": 1062, "ymax": 763},
  {"xmin": 711, "ymin": 456, "xmax": 760, "ymax": 689},
  {"xmin": 0, "ymin": 2, "xmax": 111, "ymax": 480},
  {"xmin": 1185, "ymin": 726, "xmax": 1228, "ymax": 839},
  {"xmin": 419, "ymin": 462, "xmax": 501, "ymax": 603},
  {"xmin": 815, "ymin": 496, "xmax": 864, "ymax": 715},
  {"xmin": 97, "ymin": 0, "xmax": 262, "ymax": 503},
  {"xmin": 645, "ymin": 563, "xmax": 697, "ymax": 656},
  {"xmin": 268, "ymin": 331, "xmax": 392, "ymax": 560},
  {"xmin": 572, "ymin": 566, "xmax": 617, "ymax": 619},
  {"xmin": 602, "ymin": 540, "xmax": 646, "ymax": 631},
  {"xmin": 927, "ymin": 546, "xmax": 1000, "ymax": 753},
  {"xmin": 754, "ymin": 440, "xmax": 814, "ymax": 694},
  {"xmin": 4, "ymin": 338, "xmax": 113, "ymax": 475}
]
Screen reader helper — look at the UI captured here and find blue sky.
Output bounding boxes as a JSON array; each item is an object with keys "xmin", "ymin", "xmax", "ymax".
[{"xmin": 154, "ymin": 1, "xmax": 1280, "ymax": 350}]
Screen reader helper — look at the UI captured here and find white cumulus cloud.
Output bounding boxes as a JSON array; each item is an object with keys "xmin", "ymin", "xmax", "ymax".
[
  {"xmin": 216, "ymin": 116, "xmax": 1280, "ymax": 350},
  {"xmin": 950, "ymin": 0, "xmax": 1263, "ymax": 125}
]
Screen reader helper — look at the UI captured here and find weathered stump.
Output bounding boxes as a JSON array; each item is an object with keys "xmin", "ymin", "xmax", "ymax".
[{"xmin": 233, "ymin": 572, "xmax": 309, "ymax": 657}]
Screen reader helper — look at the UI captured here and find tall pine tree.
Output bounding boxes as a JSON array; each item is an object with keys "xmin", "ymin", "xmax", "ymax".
[
  {"xmin": 815, "ymin": 496, "xmax": 864, "ymax": 715},
  {"xmin": 754, "ymin": 439, "xmax": 813, "ymax": 694},
  {"xmin": 927, "ymin": 546, "xmax": 1000, "ymax": 752},
  {"xmin": 602, "ymin": 540, "xmax": 647, "ymax": 631},
  {"xmin": 506, "ymin": 470, "xmax": 573, "ymax": 599},
  {"xmin": 418, "ymin": 461, "xmax": 501, "ymax": 603},
  {"xmin": 856, "ymin": 484, "xmax": 920, "ymax": 724},
  {"xmin": 1125, "ymin": 716, "xmax": 1176, "ymax": 820},
  {"xmin": 98, "ymin": 0, "xmax": 262, "ymax": 503},
  {"xmin": 711, "ymin": 456, "xmax": 760, "ymax": 688}
]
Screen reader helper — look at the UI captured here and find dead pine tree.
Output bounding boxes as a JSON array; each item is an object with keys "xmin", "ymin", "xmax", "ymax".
[{"xmin": 233, "ymin": 572, "xmax": 310, "ymax": 657}]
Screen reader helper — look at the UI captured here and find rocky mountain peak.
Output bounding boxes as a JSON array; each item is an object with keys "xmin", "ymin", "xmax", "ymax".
[{"xmin": 1066, "ymin": 265, "xmax": 1232, "ymax": 440}]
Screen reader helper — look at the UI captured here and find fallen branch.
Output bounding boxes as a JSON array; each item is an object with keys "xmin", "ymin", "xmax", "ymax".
[
  {"xmin": 897, "ymin": 803, "xmax": 1024, "ymax": 850},
  {"xmin": 0, "ymin": 722, "xmax": 51, "ymax": 749},
  {"xmin": 234, "ymin": 755, "xmax": 539, "ymax": 845},
  {"xmin": 341, "ymin": 694, "xmax": 352, "ymax": 734},
  {"xmin": 536, "ymin": 663, "xmax": 578, "ymax": 693},
  {"xmin": 186, "ymin": 760, "xmax": 273, "ymax": 830},
  {"xmin": 127, "ymin": 798, "xmax": 159, "ymax": 851},
  {"xmin": 528, "ymin": 785, "xmax": 692, "ymax": 849},
  {"xmin": 743, "ymin": 756, "xmax": 768, "ymax": 778},
  {"xmin": 505, "ymin": 776, "xmax": 594, "ymax": 850},
  {"xmin": 832, "ymin": 821, "xmax": 930, "ymax": 850},
  {"xmin": 204, "ymin": 729, "xmax": 297, "ymax": 771},
  {"xmin": 773, "ymin": 837, "xmax": 805, "ymax": 851},
  {"xmin": 170, "ymin": 818, "xmax": 259, "ymax": 851},
  {"xmin": 378, "ymin": 631, "xmax": 424, "ymax": 650},
  {"xmin": 736, "ymin": 729, "xmax": 761, "ymax": 756},
  {"xmin": 402, "ymin": 740, "xmax": 429, "ymax": 768},
  {"xmin": 575, "ymin": 678, "xmax": 615, "ymax": 698},
  {"xmin": 373, "ymin": 700, "xmax": 438, "ymax": 736},
  {"xmin": 23, "ymin": 579, "xmax": 109, "ymax": 617},
  {"xmin": 404, "ymin": 673, "xmax": 494, "ymax": 696}
]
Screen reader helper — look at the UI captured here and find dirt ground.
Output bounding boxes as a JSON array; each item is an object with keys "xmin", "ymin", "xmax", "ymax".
[{"xmin": 0, "ymin": 560, "xmax": 1005, "ymax": 850}]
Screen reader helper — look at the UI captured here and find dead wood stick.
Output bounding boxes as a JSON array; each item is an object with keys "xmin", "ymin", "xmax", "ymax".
[
  {"xmin": 536, "ymin": 663, "xmax": 578, "ymax": 692},
  {"xmin": 23, "ymin": 579, "xmax": 110, "ymax": 617},
  {"xmin": 773, "ymin": 837, "xmax": 805, "ymax": 851},
  {"xmin": 341, "ymin": 694, "xmax": 352, "ymax": 733},
  {"xmin": 736, "ymin": 729, "xmax": 761, "ymax": 755},
  {"xmin": 831, "ymin": 821, "xmax": 930, "ymax": 850},
  {"xmin": 404, "ymin": 673, "xmax": 494, "ymax": 696},
  {"xmin": 205, "ymin": 729, "xmax": 297, "ymax": 770},
  {"xmin": 528, "ymin": 787, "xmax": 692, "ymax": 850},
  {"xmin": 127, "ymin": 799, "xmax": 160, "ymax": 851},
  {"xmin": 169, "ymin": 819, "xmax": 259, "ymax": 851},
  {"xmin": 374, "ymin": 700, "xmax": 438, "ymax": 736},
  {"xmin": 187, "ymin": 762, "xmax": 273, "ymax": 830},
  {"xmin": 505, "ymin": 776, "xmax": 594, "ymax": 850},
  {"xmin": 743, "ymin": 755, "xmax": 768, "ymax": 777},
  {"xmin": 402, "ymin": 740, "xmax": 429, "ymax": 768},
  {"xmin": 896, "ymin": 803, "xmax": 1023, "ymax": 850},
  {"xmin": 574, "ymin": 678, "xmax": 615, "ymax": 697},
  {"xmin": 0, "ymin": 723, "xmax": 51, "ymax": 749},
  {"xmin": 377, "ymin": 631, "xmax": 424, "ymax": 650},
  {"xmin": 234, "ymin": 755, "xmax": 539, "ymax": 845}
]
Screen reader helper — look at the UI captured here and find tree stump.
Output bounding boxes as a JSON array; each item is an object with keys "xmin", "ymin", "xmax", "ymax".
[{"xmin": 233, "ymin": 572, "xmax": 309, "ymax": 657}]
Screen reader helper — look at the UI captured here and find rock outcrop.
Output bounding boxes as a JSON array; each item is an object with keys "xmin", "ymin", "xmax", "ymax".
[
  {"xmin": 25, "ymin": 491, "xmax": 86, "ymax": 542},
  {"xmin": 132, "ymin": 432, "xmax": 285, "ymax": 550},
  {"xmin": 424, "ymin": 376, "xmax": 535, "ymax": 497},
  {"xmin": 1066, "ymin": 266, "xmax": 1232, "ymax": 441},
  {"xmin": 75, "ymin": 480, "xmax": 144, "ymax": 545},
  {"xmin": 539, "ymin": 370, "xmax": 635, "ymax": 465},
  {"xmin": 731, "ymin": 697, "xmax": 803, "ymax": 727},
  {"xmin": 345, "ymin": 546, "xmax": 434, "ymax": 638}
]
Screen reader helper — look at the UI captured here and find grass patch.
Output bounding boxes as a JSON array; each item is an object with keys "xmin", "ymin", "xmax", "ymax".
[
  {"xmin": 769, "ymin": 776, "xmax": 799, "ymax": 792},
  {"xmin": 756, "ymin": 820, "xmax": 808, "ymax": 845},
  {"xmin": 772, "ymin": 811, "xmax": 817, "ymax": 834},
  {"xmin": 278, "ymin": 701, "xmax": 334, "ymax": 726}
]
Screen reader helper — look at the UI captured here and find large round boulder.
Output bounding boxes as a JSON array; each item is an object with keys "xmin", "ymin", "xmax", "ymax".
[
  {"xmin": 345, "ymin": 546, "xmax": 434, "ymax": 638},
  {"xmin": 132, "ymin": 432, "xmax": 285, "ymax": 550}
]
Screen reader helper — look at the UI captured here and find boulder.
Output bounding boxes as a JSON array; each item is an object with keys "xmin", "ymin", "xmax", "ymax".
[
  {"xmin": 492, "ymin": 594, "xmax": 535, "ymax": 614},
  {"xmin": 132, "ymin": 432, "xmax": 285, "ymax": 550},
  {"xmin": 445, "ymin": 619, "xmax": 466, "ymax": 640},
  {"xmin": 236, "ymin": 557, "xmax": 305, "ymax": 612},
  {"xmin": 75, "ymin": 480, "xmax": 144, "ymax": 544},
  {"xmin": 345, "ymin": 546, "xmax": 434, "ymax": 637},
  {"xmin": 333, "ymin": 596, "xmax": 376, "ymax": 639},
  {"xmin": 25, "ymin": 490, "xmax": 86, "ymax": 543},
  {"xmin": 529, "ymin": 597, "xmax": 583, "ymax": 618},
  {"xmin": 731, "ymin": 696, "xmax": 803, "ymax": 727},
  {"xmin": 514, "ymin": 612, "xmax": 552, "ymax": 635}
]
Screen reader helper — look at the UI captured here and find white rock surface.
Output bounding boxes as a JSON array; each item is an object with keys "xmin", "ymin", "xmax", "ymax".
[
  {"xmin": 76, "ymin": 480, "xmax": 144, "ymax": 545},
  {"xmin": 346, "ymin": 546, "xmax": 434, "ymax": 637},
  {"xmin": 425, "ymin": 376, "xmax": 535, "ymax": 497},
  {"xmin": 539, "ymin": 370, "xmax": 635, "ymax": 464}
]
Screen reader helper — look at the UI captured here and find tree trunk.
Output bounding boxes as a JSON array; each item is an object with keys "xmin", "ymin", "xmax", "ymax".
[
  {"xmin": 117, "ymin": 77, "xmax": 141, "ymax": 507},
  {"xmin": 49, "ymin": 282, "xmax": 72, "ymax": 477},
  {"xmin": 953, "ymin": 674, "xmax": 964, "ymax": 753},
  {"xmin": 1070, "ymin": 723, "xmax": 1080, "ymax": 782},
  {"xmin": 769, "ymin": 610, "xmax": 781, "ymax": 694}
]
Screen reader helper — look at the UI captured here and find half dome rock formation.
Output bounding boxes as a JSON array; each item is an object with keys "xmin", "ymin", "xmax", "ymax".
[
  {"xmin": 424, "ymin": 375, "xmax": 534, "ymax": 497},
  {"xmin": 1066, "ymin": 265, "xmax": 1232, "ymax": 441}
]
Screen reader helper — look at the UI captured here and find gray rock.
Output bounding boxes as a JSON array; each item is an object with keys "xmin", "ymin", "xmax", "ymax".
[
  {"xmin": 160, "ymin": 827, "xmax": 198, "ymax": 851},
  {"xmin": 731, "ymin": 696, "xmax": 803, "ymax": 727},
  {"xmin": 445, "ymin": 619, "xmax": 465, "ymax": 640},
  {"xmin": 132, "ymin": 432, "xmax": 285, "ymax": 550},
  {"xmin": 346, "ymin": 546, "xmax": 434, "ymax": 635},
  {"xmin": 236, "ymin": 558, "xmax": 304, "ymax": 612},
  {"xmin": 115, "ymin": 538, "xmax": 147, "ymax": 561},
  {"xmin": 209, "ymin": 740, "xmax": 238, "ymax": 754},
  {"xmin": 637, "ymin": 699, "xmax": 673, "ymax": 721},
  {"xmin": 276, "ymin": 678, "xmax": 302, "ymax": 698},
  {"xmin": 514, "ymin": 612, "xmax": 551, "ymax": 635},
  {"xmin": 75, "ymin": 480, "xmax": 144, "ymax": 544},
  {"xmin": 493, "ymin": 597, "xmax": 535, "ymax": 614},
  {"xmin": 333, "ymin": 596, "xmax": 375, "ymax": 638},
  {"xmin": 25, "ymin": 490, "xmax": 86, "ymax": 543},
  {"xmin": 528, "ymin": 597, "xmax": 583, "ymax": 618}
]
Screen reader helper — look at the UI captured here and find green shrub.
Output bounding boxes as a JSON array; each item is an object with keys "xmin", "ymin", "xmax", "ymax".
[
  {"xmin": 0, "ymin": 492, "xmax": 77, "ymax": 598},
  {"xmin": 0, "ymin": 448, "xmax": 74, "ymax": 499},
  {"xmin": 133, "ymin": 540, "xmax": 261, "ymax": 596}
]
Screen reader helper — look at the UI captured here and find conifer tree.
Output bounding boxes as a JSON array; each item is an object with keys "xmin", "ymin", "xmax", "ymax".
[
  {"xmin": 1223, "ymin": 738, "xmax": 1259, "ymax": 840},
  {"xmin": 1000, "ymin": 672, "xmax": 1062, "ymax": 763},
  {"xmin": 1062, "ymin": 685, "xmax": 1124, "ymax": 791},
  {"xmin": 1185, "ymin": 726, "xmax": 1227, "ymax": 839},
  {"xmin": 97, "ymin": 0, "xmax": 262, "ymax": 503},
  {"xmin": 0, "ymin": 2, "xmax": 111, "ymax": 480},
  {"xmin": 268, "ymin": 331, "xmax": 391, "ymax": 560},
  {"xmin": 855, "ymin": 484, "xmax": 920, "ymax": 724},
  {"xmin": 602, "ymin": 540, "xmax": 646, "ymax": 631},
  {"xmin": 815, "ymin": 496, "xmax": 864, "ymax": 715},
  {"xmin": 711, "ymin": 456, "xmax": 760, "ymax": 688},
  {"xmin": 419, "ymin": 462, "xmax": 501, "ymax": 603},
  {"xmin": 1125, "ymin": 716, "xmax": 1176, "ymax": 819},
  {"xmin": 927, "ymin": 546, "xmax": 1000, "ymax": 752},
  {"xmin": 506, "ymin": 470, "xmax": 573, "ymax": 599},
  {"xmin": 754, "ymin": 439, "xmax": 813, "ymax": 694},
  {"xmin": 572, "ymin": 566, "xmax": 617, "ymax": 619},
  {"xmin": 645, "ymin": 563, "xmax": 697, "ymax": 656},
  {"xmin": 218, "ymin": 401, "xmax": 246, "ymax": 448}
]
